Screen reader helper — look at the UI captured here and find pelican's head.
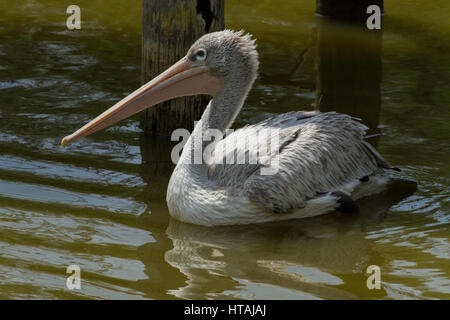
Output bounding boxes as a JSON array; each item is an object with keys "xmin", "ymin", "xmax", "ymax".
[
  {"xmin": 187, "ymin": 30, "xmax": 259, "ymax": 84},
  {"xmin": 61, "ymin": 30, "xmax": 259, "ymax": 147}
]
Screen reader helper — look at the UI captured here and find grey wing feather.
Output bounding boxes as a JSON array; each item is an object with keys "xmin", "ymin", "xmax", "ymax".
[{"xmin": 208, "ymin": 111, "xmax": 394, "ymax": 213}]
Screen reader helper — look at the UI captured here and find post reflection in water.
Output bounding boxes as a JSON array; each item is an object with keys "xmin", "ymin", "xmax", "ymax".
[{"xmin": 315, "ymin": 19, "xmax": 383, "ymax": 145}]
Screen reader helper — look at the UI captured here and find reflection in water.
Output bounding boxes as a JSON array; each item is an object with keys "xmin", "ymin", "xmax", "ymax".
[
  {"xmin": 163, "ymin": 218, "xmax": 366, "ymax": 299},
  {"xmin": 135, "ymin": 180, "xmax": 416, "ymax": 299},
  {"xmin": 315, "ymin": 19, "xmax": 382, "ymax": 144},
  {"xmin": 139, "ymin": 133, "xmax": 175, "ymax": 179}
]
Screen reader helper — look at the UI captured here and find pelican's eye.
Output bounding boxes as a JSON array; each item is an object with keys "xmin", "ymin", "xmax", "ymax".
[{"xmin": 195, "ymin": 48, "xmax": 207, "ymax": 61}]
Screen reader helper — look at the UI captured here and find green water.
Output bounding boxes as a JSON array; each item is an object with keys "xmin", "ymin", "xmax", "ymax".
[{"xmin": 0, "ymin": 0, "xmax": 449, "ymax": 299}]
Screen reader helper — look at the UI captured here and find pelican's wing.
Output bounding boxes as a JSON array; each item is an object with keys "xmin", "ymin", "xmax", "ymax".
[{"xmin": 208, "ymin": 111, "xmax": 396, "ymax": 213}]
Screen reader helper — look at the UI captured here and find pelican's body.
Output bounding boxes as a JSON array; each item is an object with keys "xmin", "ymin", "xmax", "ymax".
[
  {"xmin": 62, "ymin": 30, "xmax": 399, "ymax": 226},
  {"xmin": 167, "ymin": 109, "xmax": 394, "ymax": 226}
]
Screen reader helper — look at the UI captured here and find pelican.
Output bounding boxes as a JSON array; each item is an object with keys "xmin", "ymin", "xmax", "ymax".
[{"xmin": 61, "ymin": 30, "xmax": 401, "ymax": 226}]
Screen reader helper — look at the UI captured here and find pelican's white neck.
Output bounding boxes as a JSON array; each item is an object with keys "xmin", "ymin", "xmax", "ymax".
[
  {"xmin": 178, "ymin": 72, "xmax": 255, "ymax": 167},
  {"xmin": 167, "ymin": 77, "xmax": 256, "ymax": 225}
]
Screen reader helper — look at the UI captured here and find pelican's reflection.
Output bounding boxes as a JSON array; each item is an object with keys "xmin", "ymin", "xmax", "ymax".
[
  {"xmin": 164, "ymin": 217, "xmax": 364, "ymax": 299},
  {"xmin": 137, "ymin": 179, "xmax": 415, "ymax": 299}
]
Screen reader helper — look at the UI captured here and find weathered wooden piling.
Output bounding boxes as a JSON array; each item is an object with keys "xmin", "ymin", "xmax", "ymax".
[{"xmin": 141, "ymin": 0, "xmax": 224, "ymax": 136}]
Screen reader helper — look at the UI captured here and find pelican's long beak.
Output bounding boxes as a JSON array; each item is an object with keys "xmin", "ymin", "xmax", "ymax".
[{"xmin": 61, "ymin": 57, "xmax": 221, "ymax": 147}]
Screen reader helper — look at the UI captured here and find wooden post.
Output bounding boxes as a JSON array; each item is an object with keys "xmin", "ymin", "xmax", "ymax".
[
  {"xmin": 316, "ymin": 0, "xmax": 383, "ymax": 21},
  {"xmin": 141, "ymin": 0, "xmax": 224, "ymax": 136}
]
